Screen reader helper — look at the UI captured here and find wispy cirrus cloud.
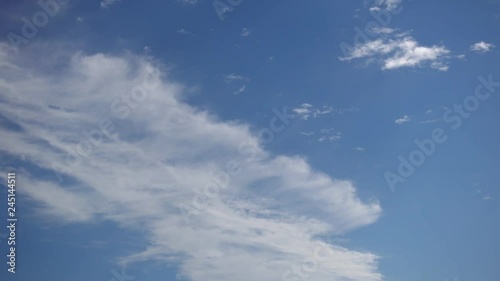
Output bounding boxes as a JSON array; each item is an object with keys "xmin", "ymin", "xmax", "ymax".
[
  {"xmin": 470, "ymin": 41, "xmax": 495, "ymax": 54},
  {"xmin": 224, "ymin": 73, "xmax": 249, "ymax": 95},
  {"xmin": 233, "ymin": 84, "xmax": 246, "ymax": 95},
  {"xmin": 177, "ymin": 28, "xmax": 195, "ymax": 35},
  {"xmin": 176, "ymin": 0, "xmax": 199, "ymax": 5},
  {"xmin": 378, "ymin": 0, "xmax": 402, "ymax": 10},
  {"xmin": 483, "ymin": 195, "xmax": 494, "ymax": 200},
  {"xmin": 370, "ymin": 27, "xmax": 396, "ymax": 35},
  {"xmin": 340, "ymin": 34, "xmax": 451, "ymax": 71},
  {"xmin": 224, "ymin": 73, "xmax": 249, "ymax": 83},
  {"xmin": 101, "ymin": 0, "xmax": 121, "ymax": 8},
  {"xmin": 241, "ymin": 28, "xmax": 251, "ymax": 37},
  {"xmin": 0, "ymin": 44, "xmax": 383, "ymax": 281},
  {"xmin": 300, "ymin": 129, "xmax": 342, "ymax": 142},
  {"xmin": 318, "ymin": 129, "xmax": 342, "ymax": 143},
  {"xmin": 292, "ymin": 103, "xmax": 359, "ymax": 120},
  {"xmin": 395, "ymin": 115, "xmax": 411, "ymax": 124},
  {"xmin": 370, "ymin": 0, "xmax": 402, "ymax": 11}
]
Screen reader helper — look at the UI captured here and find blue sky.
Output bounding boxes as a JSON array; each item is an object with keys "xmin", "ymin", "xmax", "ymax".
[{"xmin": 0, "ymin": 0, "xmax": 499, "ymax": 281}]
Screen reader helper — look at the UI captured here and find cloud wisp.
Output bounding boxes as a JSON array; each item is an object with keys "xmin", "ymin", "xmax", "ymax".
[
  {"xmin": 395, "ymin": 115, "xmax": 411, "ymax": 125},
  {"xmin": 176, "ymin": 0, "xmax": 199, "ymax": 6},
  {"xmin": 340, "ymin": 34, "xmax": 451, "ymax": 71},
  {"xmin": 241, "ymin": 28, "xmax": 251, "ymax": 37},
  {"xmin": 0, "ymin": 44, "xmax": 383, "ymax": 281},
  {"xmin": 372, "ymin": 0, "xmax": 402, "ymax": 11},
  {"xmin": 470, "ymin": 41, "xmax": 495, "ymax": 54},
  {"xmin": 375, "ymin": 0, "xmax": 402, "ymax": 11},
  {"xmin": 101, "ymin": 0, "xmax": 121, "ymax": 8},
  {"xmin": 292, "ymin": 103, "xmax": 359, "ymax": 120}
]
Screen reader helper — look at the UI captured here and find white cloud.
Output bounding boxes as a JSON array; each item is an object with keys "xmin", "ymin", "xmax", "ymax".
[
  {"xmin": 176, "ymin": 0, "xmax": 198, "ymax": 5},
  {"xmin": 224, "ymin": 73, "xmax": 249, "ymax": 83},
  {"xmin": 470, "ymin": 41, "xmax": 495, "ymax": 53},
  {"xmin": 101, "ymin": 0, "xmax": 121, "ymax": 8},
  {"xmin": 418, "ymin": 119, "xmax": 440, "ymax": 124},
  {"xmin": 292, "ymin": 103, "xmax": 359, "ymax": 120},
  {"xmin": 395, "ymin": 115, "xmax": 411, "ymax": 124},
  {"xmin": 476, "ymin": 188, "xmax": 494, "ymax": 200},
  {"xmin": 372, "ymin": 0, "xmax": 402, "ymax": 11},
  {"xmin": 318, "ymin": 136, "xmax": 341, "ymax": 142},
  {"xmin": 300, "ymin": 129, "xmax": 342, "ymax": 143},
  {"xmin": 233, "ymin": 84, "xmax": 246, "ymax": 95},
  {"xmin": 483, "ymin": 195, "xmax": 494, "ymax": 200},
  {"xmin": 177, "ymin": 29, "xmax": 194, "ymax": 35},
  {"xmin": 340, "ymin": 35, "xmax": 451, "ymax": 71},
  {"xmin": 318, "ymin": 129, "xmax": 342, "ymax": 142},
  {"xmin": 354, "ymin": 147, "xmax": 365, "ymax": 152},
  {"xmin": 430, "ymin": 61, "xmax": 449, "ymax": 72},
  {"xmin": 300, "ymin": 131, "xmax": 315, "ymax": 136},
  {"xmin": 0, "ymin": 44, "xmax": 383, "ymax": 281},
  {"xmin": 241, "ymin": 28, "xmax": 251, "ymax": 37},
  {"xmin": 370, "ymin": 27, "xmax": 396, "ymax": 35},
  {"xmin": 224, "ymin": 74, "xmax": 248, "ymax": 95},
  {"xmin": 292, "ymin": 103, "xmax": 315, "ymax": 120}
]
